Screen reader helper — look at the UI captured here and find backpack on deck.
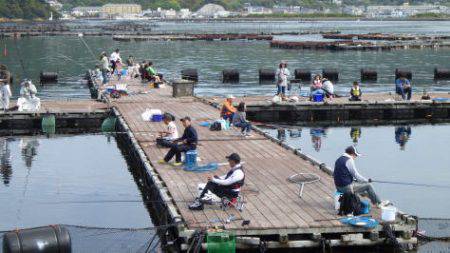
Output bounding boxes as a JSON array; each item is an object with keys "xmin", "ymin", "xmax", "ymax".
[
  {"xmin": 209, "ymin": 121, "xmax": 222, "ymax": 131},
  {"xmin": 338, "ymin": 192, "xmax": 364, "ymax": 216}
]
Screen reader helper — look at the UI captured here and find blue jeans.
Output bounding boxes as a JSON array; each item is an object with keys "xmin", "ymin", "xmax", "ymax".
[
  {"xmin": 277, "ymin": 85, "xmax": 286, "ymax": 95},
  {"xmin": 222, "ymin": 113, "xmax": 234, "ymax": 122},
  {"xmin": 234, "ymin": 122, "xmax": 251, "ymax": 133},
  {"xmin": 396, "ymin": 86, "xmax": 412, "ymax": 100},
  {"xmin": 101, "ymin": 70, "xmax": 109, "ymax": 84}
]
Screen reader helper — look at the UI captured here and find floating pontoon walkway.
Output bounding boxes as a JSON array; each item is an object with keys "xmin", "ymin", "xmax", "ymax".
[
  {"xmin": 203, "ymin": 93, "xmax": 450, "ymax": 125},
  {"xmin": 91, "ymin": 77, "xmax": 417, "ymax": 251}
]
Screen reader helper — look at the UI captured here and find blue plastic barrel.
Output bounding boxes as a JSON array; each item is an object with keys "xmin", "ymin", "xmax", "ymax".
[
  {"xmin": 313, "ymin": 93, "xmax": 324, "ymax": 102},
  {"xmin": 184, "ymin": 150, "xmax": 198, "ymax": 169}
]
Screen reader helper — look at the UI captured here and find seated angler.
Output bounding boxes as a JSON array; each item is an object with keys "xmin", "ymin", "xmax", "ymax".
[
  {"xmin": 220, "ymin": 95, "xmax": 236, "ymax": 123},
  {"xmin": 158, "ymin": 116, "xmax": 197, "ymax": 166},
  {"xmin": 145, "ymin": 61, "xmax": 161, "ymax": 83},
  {"xmin": 333, "ymin": 146, "xmax": 390, "ymax": 208},
  {"xmin": 395, "ymin": 77, "xmax": 412, "ymax": 100},
  {"xmin": 156, "ymin": 113, "xmax": 179, "ymax": 148},
  {"xmin": 349, "ymin": 81, "xmax": 362, "ymax": 101},
  {"xmin": 189, "ymin": 153, "xmax": 245, "ymax": 211},
  {"xmin": 18, "ymin": 80, "xmax": 40, "ymax": 112}
]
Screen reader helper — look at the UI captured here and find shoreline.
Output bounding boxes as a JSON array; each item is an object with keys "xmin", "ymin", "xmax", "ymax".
[{"xmin": 1, "ymin": 17, "xmax": 450, "ymax": 24}]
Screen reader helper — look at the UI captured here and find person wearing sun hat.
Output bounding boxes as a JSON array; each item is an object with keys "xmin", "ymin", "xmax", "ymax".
[
  {"xmin": 333, "ymin": 146, "xmax": 389, "ymax": 207},
  {"xmin": 189, "ymin": 153, "xmax": 245, "ymax": 211},
  {"xmin": 220, "ymin": 94, "xmax": 236, "ymax": 123}
]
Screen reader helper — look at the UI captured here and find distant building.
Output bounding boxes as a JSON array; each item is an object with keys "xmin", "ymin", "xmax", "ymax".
[
  {"xmin": 71, "ymin": 6, "xmax": 102, "ymax": 17},
  {"xmin": 196, "ymin": 4, "xmax": 229, "ymax": 18},
  {"xmin": 178, "ymin": 9, "xmax": 191, "ymax": 19},
  {"xmin": 366, "ymin": 4, "xmax": 448, "ymax": 18},
  {"xmin": 342, "ymin": 6, "xmax": 364, "ymax": 16},
  {"xmin": 243, "ymin": 4, "xmax": 273, "ymax": 15},
  {"xmin": 46, "ymin": 0, "xmax": 63, "ymax": 10},
  {"xmin": 101, "ymin": 4, "xmax": 142, "ymax": 17},
  {"xmin": 273, "ymin": 5, "xmax": 301, "ymax": 14}
]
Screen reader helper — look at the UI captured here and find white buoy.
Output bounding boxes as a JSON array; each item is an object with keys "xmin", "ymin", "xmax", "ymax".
[{"xmin": 78, "ymin": 33, "xmax": 84, "ymax": 37}]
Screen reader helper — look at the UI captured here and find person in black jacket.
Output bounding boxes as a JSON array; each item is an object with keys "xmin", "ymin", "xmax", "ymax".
[{"xmin": 158, "ymin": 116, "xmax": 198, "ymax": 166}]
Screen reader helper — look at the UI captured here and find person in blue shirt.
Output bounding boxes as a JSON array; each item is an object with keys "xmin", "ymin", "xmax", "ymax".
[
  {"xmin": 158, "ymin": 116, "xmax": 198, "ymax": 166},
  {"xmin": 395, "ymin": 77, "xmax": 412, "ymax": 100}
]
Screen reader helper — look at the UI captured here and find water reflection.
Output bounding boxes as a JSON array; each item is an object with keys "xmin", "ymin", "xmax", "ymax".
[
  {"xmin": 350, "ymin": 127, "xmax": 362, "ymax": 144},
  {"xmin": 277, "ymin": 128, "xmax": 286, "ymax": 141},
  {"xmin": 288, "ymin": 128, "xmax": 302, "ymax": 138},
  {"xmin": 310, "ymin": 128, "xmax": 327, "ymax": 152},
  {"xmin": 20, "ymin": 137, "xmax": 40, "ymax": 168},
  {"xmin": 395, "ymin": 126, "xmax": 412, "ymax": 150},
  {"xmin": 0, "ymin": 138, "xmax": 12, "ymax": 185}
]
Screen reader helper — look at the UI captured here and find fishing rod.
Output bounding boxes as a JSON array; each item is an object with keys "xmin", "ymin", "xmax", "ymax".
[
  {"xmin": 77, "ymin": 35, "xmax": 97, "ymax": 61},
  {"xmin": 372, "ymin": 179, "xmax": 450, "ymax": 189}
]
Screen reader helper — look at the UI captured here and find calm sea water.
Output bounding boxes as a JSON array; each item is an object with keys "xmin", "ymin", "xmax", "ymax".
[
  {"xmin": 0, "ymin": 20, "xmax": 449, "ymax": 98},
  {"xmin": 0, "ymin": 134, "xmax": 151, "ymax": 229},
  {"xmin": 260, "ymin": 124, "xmax": 450, "ymax": 219}
]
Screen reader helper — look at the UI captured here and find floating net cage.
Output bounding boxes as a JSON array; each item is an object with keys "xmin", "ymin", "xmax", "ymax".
[{"xmin": 0, "ymin": 225, "xmax": 160, "ymax": 253}]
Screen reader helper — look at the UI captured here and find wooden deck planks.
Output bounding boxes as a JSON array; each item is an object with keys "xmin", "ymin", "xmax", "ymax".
[{"xmin": 102, "ymin": 78, "xmax": 387, "ymax": 234}]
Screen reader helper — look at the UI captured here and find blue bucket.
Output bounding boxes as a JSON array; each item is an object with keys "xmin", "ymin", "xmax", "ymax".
[
  {"xmin": 151, "ymin": 114, "xmax": 163, "ymax": 122},
  {"xmin": 361, "ymin": 200, "xmax": 371, "ymax": 214},
  {"xmin": 184, "ymin": 150, "xmax": 198, "ymax": 169},
  {"xmin": 313, "ymin": 93, "xmax": 324, "ymax": 102}
]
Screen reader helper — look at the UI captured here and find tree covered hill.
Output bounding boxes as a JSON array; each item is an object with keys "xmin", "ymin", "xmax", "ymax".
[
  {"xmin": 60, "ymin": 0, "xmax": 449, "ymax": 11},
  {"xmin": 0, "ymin": 0, "xmax": 55, "ymax": 19},
  {"xmin": 0, "ymin": 0, "xmax": 448, "ymax": 19}
]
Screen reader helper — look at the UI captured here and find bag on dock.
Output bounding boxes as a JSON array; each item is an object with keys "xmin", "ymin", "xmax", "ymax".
[
  {"xmin": 210, "ymin": 121, "xmax": 222, "ymax": 131},
  {"xmin": 338, "ymin": 192, "xmax": 364, "ymax": 216}
]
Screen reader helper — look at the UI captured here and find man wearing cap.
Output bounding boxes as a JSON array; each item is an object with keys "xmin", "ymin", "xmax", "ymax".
[
  {"xmin": 220, "ymin": 95, "xmax": 236, "ymax": 122},
  {"xmin": 333, "ymin": 146, "xmax": 388, "ymax": 207},
  {"xmin": 158, "ymin": 116, "xmax": 197, "ymax": 166},
  {"xmin": 189, "ymin": 153, "xmax": 245, "ymax": 211}
]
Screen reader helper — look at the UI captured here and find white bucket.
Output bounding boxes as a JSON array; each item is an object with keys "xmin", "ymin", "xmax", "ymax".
[
  {"xmin": 334, "ymin": 191, "xmax": 343, "ymax": 211},
  {"xmin": 381, "ymin": 206, "xmax": 397, "ymax": 222}
]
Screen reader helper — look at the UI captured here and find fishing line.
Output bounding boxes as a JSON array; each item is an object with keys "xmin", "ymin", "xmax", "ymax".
[
  {"xmin": 77, "ymin": 35, "xmax": 97, "ymax": 61},
  {"xmin": 372, "ymin": 179, "xmax": 450, "ymax": 189},
  {"xmin": 12, "ymin": 39, "xmax": 28, "ymax": 79}
]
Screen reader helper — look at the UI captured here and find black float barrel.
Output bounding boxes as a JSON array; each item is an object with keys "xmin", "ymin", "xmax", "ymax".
[
  {"xmin": 181, "ymin": 68, "xmax": 198, "ymax": 82},
  {"xmin": 3, "ymin": 225, "xmax": 71, "ymax": 253},
  {"xmin": 360, "ymin": 68, "xmax": 377, "ymax": 81},
  {"xmin": 395, "ymin": 69, "xmax": 412, "ymax": 80},
  {"xmin": 294, "ymin": 69, "xmax": 311, "ymax": 81},
  {"xmin": 222, "ymin": 69, "xmax": 239, "ymax": 83},
  {"xmin": 322, "ymin": 69, "xmax": 339, "ymax": 81},
  {"xmin": 259, "ymin": 68, "xmax": 275, "ymax": 83},
  {"xmin": 434, "ymin": 68, "xmax": 450, "ymax": 79},
  {"xmin": 40, "ymin": 72, "xmax": 58, "ymax": 83}
]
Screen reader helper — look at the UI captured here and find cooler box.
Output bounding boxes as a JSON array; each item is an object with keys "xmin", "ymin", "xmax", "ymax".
[{"xmin": 313, "ymin": 93, "xmax": 324, "ymax": 102}]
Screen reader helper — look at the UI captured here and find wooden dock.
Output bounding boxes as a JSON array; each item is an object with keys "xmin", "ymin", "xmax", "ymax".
[
  {"xmin": 91, "ymin": 76, "xmax": 417, "ymax": 251},
  {"xmin": 0, "ymin": 99, "xmax": 108, "ymax": 134},
  {"xmin": 201, "ymin": 93, "xmax": 450, "ymax": 125}
]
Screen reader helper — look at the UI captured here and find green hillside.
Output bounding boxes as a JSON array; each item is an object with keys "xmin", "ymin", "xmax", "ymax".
[{"xmin": 0, "ymin": 0, "xmax": 55, "ymax": 19}]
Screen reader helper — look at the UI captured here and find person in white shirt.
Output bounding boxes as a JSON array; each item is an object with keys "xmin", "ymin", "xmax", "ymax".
[
  {"xmin": 110, "ymin": 49, "xmax": 121, "ymax": 74},
  {"xmin": 189, "ymin": 153, "xmax": 245, "ymax": 210},
  {"xmin": 0, "ymin": 65, "xmax": 12, "ymax": 111},
  {"xmin": 156, "ymin": 113, "xmax": 179, "ymax": 148},
  {"xmin": 322, "ymin": 78, "xmax": 335, "ymax": 98},
  {"xmin": 17, "ymin": 80, "xmax": 40, "ymax": 112},
  {"xmin": 275, "ymin": 61, "xmax": 290, "ymax": 100}
]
